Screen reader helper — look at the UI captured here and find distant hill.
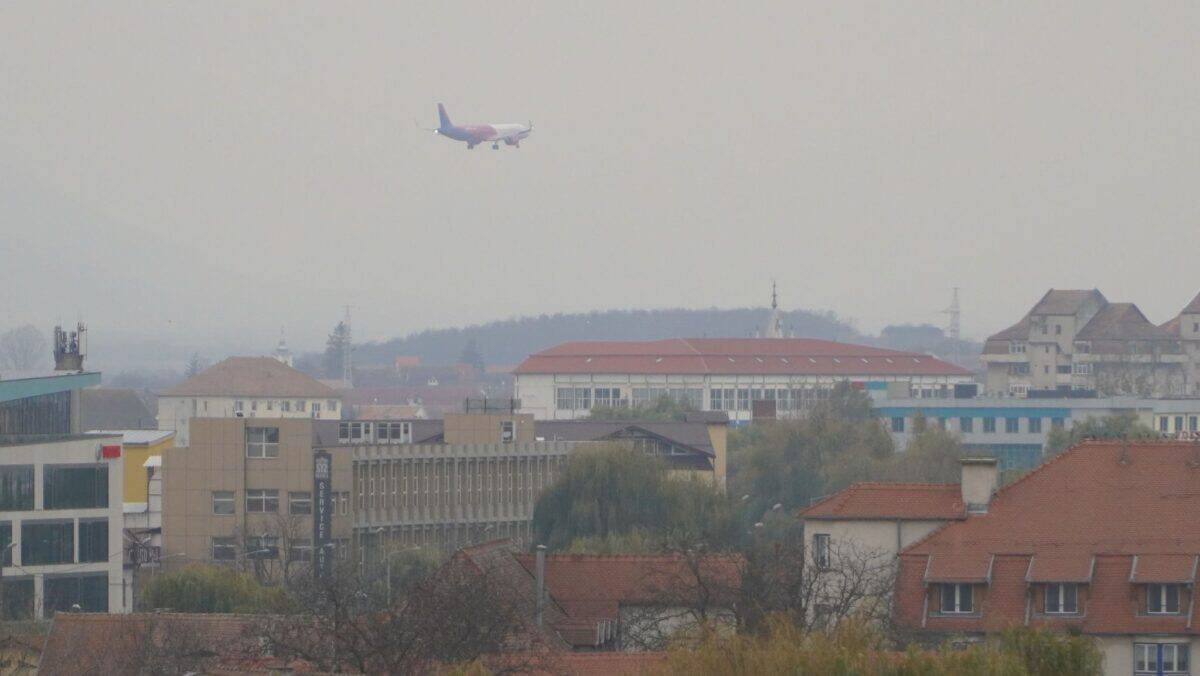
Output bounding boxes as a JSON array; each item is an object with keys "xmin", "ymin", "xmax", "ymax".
[{"xmin": 340, "ymin": 308, "xmax": 980, "ymax": 372}]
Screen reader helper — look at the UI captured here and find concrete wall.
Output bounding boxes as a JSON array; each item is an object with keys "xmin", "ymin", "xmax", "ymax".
[
  {"xmin": 121, "ymin": 435, "xmax": 175, "ymax": 503},
  {"xmin": 0, "ymin": 435, "xmax": 126, "ymax": 616},
  {"xmin": 157, "ymin": 395, "xmax": 341, "ymax": 446},
  {"xmin": 443, "ymin": 412, "xmax": 535, "ymax": 443}
]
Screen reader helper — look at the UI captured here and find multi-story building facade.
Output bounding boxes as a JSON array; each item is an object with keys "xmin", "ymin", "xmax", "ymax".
[
  {"xmin": 1, "ymin": 435, "xmax": 126, "ymax": 619},
  {"xmin": 983, "ymin": 289, "xmax": 1200, "ymax": 397},
  {"xmin": 514, "ymin": 338, "xmax": 973, "ymax": 422},
  {"xmin": 873, "ymin": 395, "xmax": 1156, "ymax": 470},
  {"xmin": 160, "ymin": 417, "xmax": 354, "ymax": 573},
  {"xmin": 159, "ymin": 410, "xmax": 727, "ymax": 565},
  {"xmin": 157, "ymin": 357, "xmax": 342, "ymax": 446},
  {"xmin": 894, "ymin": 440, "xmax": 1200, "ymax": 676}
]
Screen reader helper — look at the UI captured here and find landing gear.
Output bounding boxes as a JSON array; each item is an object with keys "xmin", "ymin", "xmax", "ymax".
[
  {"xmin": 467, "ymin": 144, "xmax": 475, "ymax": 150},
  {"xmin": 492, "ymin": 143, "xmax": 499, "ymax": 150}
]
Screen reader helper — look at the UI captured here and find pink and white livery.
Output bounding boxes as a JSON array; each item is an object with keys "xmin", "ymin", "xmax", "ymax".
[{"xmin": 431, "ymin": 103, "xmax": 532, "ymax": 150}]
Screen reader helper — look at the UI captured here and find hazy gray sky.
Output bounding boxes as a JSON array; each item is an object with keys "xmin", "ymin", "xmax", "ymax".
[{"xmin": 3, "ymin": 1, "xmax": 1198, "ymax": 355}]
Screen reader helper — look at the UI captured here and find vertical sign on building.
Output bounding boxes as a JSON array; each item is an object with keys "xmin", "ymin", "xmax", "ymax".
[{"xmin": 313, "ymin": 450, "xmax": 333, "ymax": 579}]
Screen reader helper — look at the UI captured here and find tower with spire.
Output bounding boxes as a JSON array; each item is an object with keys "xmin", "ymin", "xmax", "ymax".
[
  {"xmin": 763, "ymin": 281, "xmax": 785, "ymax": 339},
  {"xmin": 273, "ymin": 328, "xmax": 294, "ymax": 367}
]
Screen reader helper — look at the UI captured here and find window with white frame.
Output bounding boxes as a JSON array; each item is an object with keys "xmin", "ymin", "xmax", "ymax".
[
  {"xmin": 1147, "ymin": 583, "xmax": 1182, "ymax": 614},
  {"xmin": 812, "ymin": 533, "xmax": 830, "ymax": 569},
  {"xmin": 327, "ymin": 400, "xmax": 338, "ymax": 413},
  {"xmin": 245, "ymin": 489, "xmax": 279, "ymax": 513},
  {"xmin": 312, "ymin": 402, "xmax": 322, "ymax": 418},
  {"xmin": 556, "ymin": 388, "xmax": 574, "ymax": 411},
  {"xmin": 289, "ymin": 491, "xmax": 312, "ymax": 515},
  {"xmin": 500, "ymin": 421, "xmax": 515, "ymax": 442},
  {"xmin": 296, "ymin": 400, "xmax": 306, "ymax": 412},
  {"xmin": 1136, "ymin": 642, "xmax": 1189, "ymax": 675},
  {"xmin": 212, "ymin": 491, "xmax": 235, "ymax": 515},
  {"xmin": 281, "ymin": 400, "xmax": 291, "ymax": 412},
  {"xmin": 939, "ymin": 583, "xmax": 973, "ymax": 614},
  {"xmin": 245, "ymin": 427, "xmax": 280, "ymax": 458},
  {"xmin": 1072, "ymin": 363, "xmax": 1093, "ymax": 375},
  {"xmin": 234, "ymin": 400, "xmax": 244, "ymax": 414},
  {"xmin": 1009, "ymin": 342, "xmax": 1026, "ymax": 354},
  {"xmin": 288, "ymin": 538, "xmax": 313, "ymax": 562},
  {"xmin": 1044, "ymin": 583, "xmax": 1078, "ymax": 614}
]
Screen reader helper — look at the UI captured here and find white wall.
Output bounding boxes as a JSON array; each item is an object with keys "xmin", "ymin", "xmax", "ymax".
[
  {"xmin": 0, "ymin": 435, "xmax": 126, "ymax": 616},
  {"xmin": 1096, "ymin": 636, "xmax": 1197, "ymax": 676},
  {"xmin": 803, "ymin": 518, "xmax": 947, "ymax": 558},
  {"xmin": 157, "ymin": 395, "xmax": 340, "ymax": 446}
]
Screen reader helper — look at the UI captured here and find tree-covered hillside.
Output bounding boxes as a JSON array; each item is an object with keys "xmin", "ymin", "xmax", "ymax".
[{"xmin": 349, "ymin": 307, "xmax": 865, "ymax": 368}]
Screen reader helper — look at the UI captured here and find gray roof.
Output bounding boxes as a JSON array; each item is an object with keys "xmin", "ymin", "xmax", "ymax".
[
  {"xmin": 1030, "ymin": 289, "xmax": 1106, "ymax": 316},
  {"xmin": 534, "ymin": 420, "xmax": 715, "ymax": 457},
  {"xmin": 80, "ymin": 388, "xmax": 156, "ymax": 430}
]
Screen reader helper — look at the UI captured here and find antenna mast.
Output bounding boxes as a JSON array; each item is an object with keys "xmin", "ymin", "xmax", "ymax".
[{"xmin": 941, "ymin": 288, "xmax": 961, "ymax": 366}]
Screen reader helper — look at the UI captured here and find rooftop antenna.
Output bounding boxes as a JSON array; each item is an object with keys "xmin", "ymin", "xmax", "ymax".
[{"xmin": 941, "ymin": 287, "xmax": 961, "ymax": 366}]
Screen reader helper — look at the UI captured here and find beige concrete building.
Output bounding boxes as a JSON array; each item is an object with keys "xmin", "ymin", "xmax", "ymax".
[
  {"xmin": 157, "ymin": 357, "xmax": 341, "ymax": 446},
  {"xmin": 983, "ymin": 289, "xmax": 1200, "ymax": 397},
  {"xmin": 161, "ymin": 417, "xmax": 354, "ymax": 572},
  {"xmin": 160, "ymin": 409, "xmax": 726, "ymax": 565}
]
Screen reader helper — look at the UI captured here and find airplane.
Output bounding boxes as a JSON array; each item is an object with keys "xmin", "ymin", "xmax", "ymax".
[{"xmin": 428, "ymin": 103, "xmax": 532, "ymax": 150}]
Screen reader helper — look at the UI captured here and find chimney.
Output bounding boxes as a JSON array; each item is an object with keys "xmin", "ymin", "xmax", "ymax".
[
  {"xmin": 535, "ymin": 544, "xmax": 547, "ymax": 628},
  {"xmin": 960, "ymin": 457, "xmax": 999, "ymax": 514}
]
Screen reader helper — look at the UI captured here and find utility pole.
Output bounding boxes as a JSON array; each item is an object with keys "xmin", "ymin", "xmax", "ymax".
[{"xmin": 941, "ymin": 287, "xmax": 962, "ymax": 366}]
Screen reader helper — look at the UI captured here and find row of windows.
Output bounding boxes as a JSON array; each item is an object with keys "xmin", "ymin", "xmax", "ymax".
[
  {"xmin": 0, "ymin": 574, "xmax": 108, "ymax": 620},
  {"xmin": 0, "ymin": 465, "xmax": 108, "ymax": 511},
  {"xmin": 890, "ymin": 416, "xmax": 1062, "ymax": 434},
  {"xmin": 212, "ymin": 536, "xmax": 349, "ymax": 562},
  {"xmin": 229, "ymin": 399, "xmax": 338, "ymax": 413},
  {"xmin": 936, "ymin": 582, "xmax": 1184, "ymax": 617},
  {"xmin": 338, "ymin": 421, "xmax": 412, "ymax": 444},
  {"xmin": 1158, "ymin": 415, "xmax": 1200, "ymax": 433},
  {"xmin": 0, "ymin": 519, "xmax": 108, "ymax": 567},
  {"xmin": 1136, "ymin": 643, "xmax": 1189, "ymax": 675},
  {"xmin": 213, "ymin": 490, "xmax": 348, "ymax": 515},
  {"xmin": 356, "ymin": 456, "xmax": 563, "ymax": 512}
]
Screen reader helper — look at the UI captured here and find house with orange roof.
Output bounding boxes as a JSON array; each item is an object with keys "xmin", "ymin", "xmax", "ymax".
[{"xmin": 893, "ymin": 440, "xmax": 1200, "ymax": 675}]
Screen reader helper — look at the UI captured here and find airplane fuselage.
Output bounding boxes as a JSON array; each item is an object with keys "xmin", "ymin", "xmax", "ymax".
[{"xmin": 434, "ymin": 104, "xmax": 531, "ymax": 149}]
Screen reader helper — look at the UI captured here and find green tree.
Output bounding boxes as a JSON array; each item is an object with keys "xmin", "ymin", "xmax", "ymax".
[
  {"xmin": 881, "ymin": 425, "xmax": 965, "ymax": 483},
  {"xmin": 588, "ymin": 395, "xmax": 694, "ymax": 421},
  {"xmin": 1044, "ymin": 411, "xmax": 1158, "ymax": 456},
  {"xmin": 324, "ymin": 321, "xmax": 351, "ymax": 380},
  {"xmin": 730, "ymin": 384, "xmax": 894, "ymax": 524},
  {"xmin": 532, "ymin": 444, "xmax": 735, "ymax": 550},
  {"xmin": 139, "ymin": 565, "xmax": 294, "ymax": 614}
]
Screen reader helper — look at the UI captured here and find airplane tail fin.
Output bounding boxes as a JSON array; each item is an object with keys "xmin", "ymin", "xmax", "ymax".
[{"xmin": 437, "ymin": 103, "xmax": 452, "ymax": 129}]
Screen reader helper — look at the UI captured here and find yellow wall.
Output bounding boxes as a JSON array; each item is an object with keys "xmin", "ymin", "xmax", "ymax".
[{"xmin": 123, "ymin": 435, "xmax": 175, "ymax": 502}]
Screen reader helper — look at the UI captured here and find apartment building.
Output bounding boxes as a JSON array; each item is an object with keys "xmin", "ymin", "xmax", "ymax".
[
  {"xmin": 894, "ymin": 441, "xmax": 1200, "ymax": 676},
  {"xmin": 157, "ymin": 357, "xmax": 341, "ymax": 446},
  {"xmin": 983, "ymin": 289, "xmax": 1200, "ymax": 397},
  {"xmin": 514, "ymin": 338, "xmax": 972, "ymax": 422}
]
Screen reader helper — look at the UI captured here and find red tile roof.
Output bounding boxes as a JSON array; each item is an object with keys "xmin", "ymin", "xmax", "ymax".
[
  {"xmin": 896, "ymin": 441, "xmax": 1200, "ymax": 635},
  {"xmin": 799, "ymin": 483, "xmax": 965, "ymax": 521},
  {"xmin": 512, "ymin": 552, "xmax": 742, "ymax": 643},
  {"xmin": 162, "ymin": 357, "xmax": 336, "ymax": 398},
  {"xmin": 514, "ymin": 338, "xmax": 970, "ymax": 377},
  {"xmin": 1025, "ymin": 554, "xmax": 1095, "ymax": 583}
]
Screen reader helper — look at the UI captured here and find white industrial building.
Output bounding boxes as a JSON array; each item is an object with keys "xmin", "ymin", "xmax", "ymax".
[{"xmin": 513, "ymin": 337, "xmax": 973, "ymax": 422}]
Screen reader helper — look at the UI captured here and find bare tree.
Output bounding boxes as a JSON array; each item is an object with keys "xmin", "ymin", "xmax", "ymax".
[
  {"xmin": 259, "ymin": 556, "xmax": 541, "ymax": 674},
  {"xmin": 0, "ymin": 325, "xmax": 47, "ymax": 370},
  {"xmin": 738, "ymin": 532, "xmax": 896, "ymax": 633}
]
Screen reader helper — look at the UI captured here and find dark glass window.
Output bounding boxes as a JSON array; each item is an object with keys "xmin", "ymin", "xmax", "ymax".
[
  {"xmin": 43, "ymin": 465, "xmax": 108, "ymax": 509},
  {"xmin": 78, "ymin": 519, "xmax": 108, "ymax": 563},
  {"xmin": 22, "ymin": 521, "xmax": 73, "ymax": 565},
  {"xmin": 1, "ymin": 579, "xmax": 34, "ymax": 620},
  {"xmin": 43, "ymin": 575, "xmax": 108, "ymax": 617},
  {"xmin": 0, "ymin": 521, "xmax": 11, "ymax": 566},
  {"xmin": 1005, "ymin": 418, "xmax": 1019, "ymax": 433},
  {"xmin": 246, "ymin": 427, "xmax": 280, "ymax": 458},
  {"xmin": 983, "ymin": 417, "xmax": 996, "ymax": 433},
  {"xmin": 960, "ymin": 417, "xmax": 974, "ymax": 433},
  {"xmin": 212, "ymin": 537, "xmax": 237, "ymax": 561},
  {"xmin": 0, "ymin": 466, "xmax": 34, "ymax": 511},
  {"xmin": 1028, "ymin": 417, "xmax": 1043, "ymax": 433}
]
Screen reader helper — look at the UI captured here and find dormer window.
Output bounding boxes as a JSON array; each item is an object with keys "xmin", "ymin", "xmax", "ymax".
[
  {"xmin": 939, "ymin": 583, "xmax": 974, "ymax": 614},
  {"xmin": 1044, "ymin": 583, "xmax": 1078, "ymax": 614},
  {"xmin": 1148, "ymin": 584, "xmax": 1182, "ymax": 614}
]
